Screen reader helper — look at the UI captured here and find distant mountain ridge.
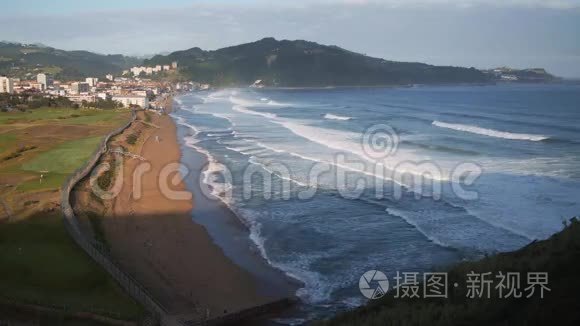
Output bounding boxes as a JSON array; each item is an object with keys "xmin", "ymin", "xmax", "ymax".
[
  {"xmin": 144, "ymin": 37, "xmax": 489, "ymax": 87},
  {"xmin": 0, "ymin": 42, "xmax": 141, "ymax": 80},
  {"xmin": 0, "ymin": 39, "xmax": 560, "ymax": 87},
  {"xmin": 482, "ymin": 66, "xmax": 558, "ymax": 83}
]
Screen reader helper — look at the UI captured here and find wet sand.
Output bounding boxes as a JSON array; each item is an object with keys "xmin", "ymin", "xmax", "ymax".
[{"xmin": 101, "ymin": 97, "xmax": 295, "ymax": 321}]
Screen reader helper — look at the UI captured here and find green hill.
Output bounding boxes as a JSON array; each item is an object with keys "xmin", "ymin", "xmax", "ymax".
[
  {"xmin": 318, "ymin": 218, "xmax": 580, "ymax": 326},
  {"xmin": 482, "ymin": 67, "xmax": 559, "ymax": 83},
  {"xmin": 0, "ymin": 42, "xmax": 141, "ymax": 80},
  {"xmin": 144, "ymin": 37, "xmax": 489, "ymax": 87}
]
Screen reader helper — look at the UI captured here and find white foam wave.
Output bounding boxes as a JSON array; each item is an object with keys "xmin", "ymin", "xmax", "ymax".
[
  {"xmin": 183, "ymin": 136, "xmax": 233, "ymax": 201},
  {"xmin": 248, "ymin": 156, "xmax": 308, "ymax": 187},
  {"xmin": 275, "ymin": 120, "xmax": 450, "ymax": 182},
  {"xmin": 230, "ymin": 94, "xmax": 297, "ymax": 108},
  {"xmin": 180, "ymin": 105, "xmax": 197, "ymax": 114},
  {"xmin": 267, "ymin": 100, "xmax": 292, "ymax": 106},
  {"xmin": 271, "ymin": 318, "xmax": 307, "ymax": 326},
  {"xmin": 324, "ymin": 113, "xmax": 352, "ymax": 121},
  {"xmin": 207, "ymin": 90, "xmax": 232, "ymax": 101},
  {"xmin": 225, "ymin": 144, "xmax": 269, "ymax": 156},
  {"xmin": 211, "ymin": 112, "xmax": 237, "ymax": 126},
  {"xmin": 172, "ymin": 115, "xmax": 200, "ymax": 135},
  {"xmin": 229, "ymin": 95, "xmax": 264, "ymax": 107},
  {"xmin": 234, "ymin": 207, "xmax": 333, "ymax": 303},
  {"xmin": 432, "ymin": 121, "xmax": 549, "ymax": 141},
  {"xmin": 232, "ymin": 105, "xmax": 277, "ymax": 119},
  {"xmin": 386, "ymin": 208, "xmax": 451, "ymax": 248}
]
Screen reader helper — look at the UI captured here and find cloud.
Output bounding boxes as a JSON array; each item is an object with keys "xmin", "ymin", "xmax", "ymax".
[
  {"xmin": 330, "ymin": 0, "xmax": 580, "ymax": 9},
  {"xmin": 0, "ymin": 0, "xmax": 579, "ymax": 76}
]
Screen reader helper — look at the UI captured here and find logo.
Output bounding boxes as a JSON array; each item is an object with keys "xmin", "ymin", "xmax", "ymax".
[
  {"xmin": 361, "ymin": 124, "xmax": 399, "ymax": 160},
  {"xmin": 359, "ymin": 270, "xmax": 389, "ymax": 299}
]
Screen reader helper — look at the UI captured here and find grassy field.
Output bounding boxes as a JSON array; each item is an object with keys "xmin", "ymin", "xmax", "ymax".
[
  {"xmin": 0, "ymin": 107, "xmax": 122, "ymax": 125},
  {"xmin": 0, "ymin": 133, "xmax": 16, "ymax": 155},
  {"xmin": 0, "ymin": 212, "xmax": 144, "ymax": 320},
  {"xmin": 0, "ymin": 107, "xmax": 144, "ymax": 321},
  {"xmin": 22, "ymin": 136, "xmax": 103, "ymax": 173},
  {"xmin": 0, "ymin": 107, "xmax": 130, "ymax": 214}
]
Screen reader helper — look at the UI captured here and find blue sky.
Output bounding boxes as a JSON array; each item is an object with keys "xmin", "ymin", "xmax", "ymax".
[{"xmin": 1, "ymin": 0, "xmax": 580, "ymax": 77}]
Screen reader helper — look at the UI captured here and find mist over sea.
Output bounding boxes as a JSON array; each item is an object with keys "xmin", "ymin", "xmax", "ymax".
[{"xmin": 172, "ymin": 84, "xmax": 580, "ymax": 321}]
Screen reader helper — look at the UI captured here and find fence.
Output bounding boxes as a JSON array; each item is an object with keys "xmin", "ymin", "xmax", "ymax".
[{"xmin": 60, "ymin": 109, "xmax": 169, "ymax": 324}]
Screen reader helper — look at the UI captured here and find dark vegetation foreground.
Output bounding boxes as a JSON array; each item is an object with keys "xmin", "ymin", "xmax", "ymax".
[
  {"xmin": 320, "ymin": 218, "xmax": 580, "ymax": 326},
  {"xmin": 0, "ymin": 106, "xmax": 144, "ymax": 323}
]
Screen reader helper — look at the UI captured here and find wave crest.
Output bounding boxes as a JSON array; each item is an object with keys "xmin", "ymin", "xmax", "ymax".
[
  {"xmin": 432, "ymin": 121, "xmax": 548, "ymax": 141},
  {"xmin": 324, "ymin": 113, "xmax": 352, "ymax": 121},
  {"xmin": 232, "ymin": 105, "xmax": 277, "ymax": 119}
]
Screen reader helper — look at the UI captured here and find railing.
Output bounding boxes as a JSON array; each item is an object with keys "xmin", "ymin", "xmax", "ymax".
[{"xmin": 60, "ymin": 109, "xmax": 169, "ymax": 324}]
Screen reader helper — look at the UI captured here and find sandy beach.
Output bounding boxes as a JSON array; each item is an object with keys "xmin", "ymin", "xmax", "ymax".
[{"xmin": 74, "ymin": 96, "xmax": 295, "ymax": 322}]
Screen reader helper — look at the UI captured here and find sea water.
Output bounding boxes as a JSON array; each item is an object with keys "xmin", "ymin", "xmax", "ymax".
[{"xmin": 172, "ymin": 83, "xmax": 580, "ymax": 322}]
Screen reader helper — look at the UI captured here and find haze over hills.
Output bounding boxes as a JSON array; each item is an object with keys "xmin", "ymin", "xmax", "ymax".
[
  {"xmin": 144, "ymin": 37, "xmax": 488, "ymax": 87},
  {"xmin": 0, "ymin": 42, "xmax": 140, "ymax": 80},
  {"xmin": 0, "ymin": 38, "xmax": 560, "ymax": 87}
]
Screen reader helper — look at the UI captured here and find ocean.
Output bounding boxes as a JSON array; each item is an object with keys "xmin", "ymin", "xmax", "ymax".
[{"xmin": 172, "ymin": 83, "xmax": 580, "ymax": 322}]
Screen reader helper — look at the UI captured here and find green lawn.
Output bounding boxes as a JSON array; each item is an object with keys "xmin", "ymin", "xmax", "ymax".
[
  {"xmin": 0, "ymin": 108, "xmax": 76, "ymax": 124},
  {"xmin": 0, "ymin": 212, "xmax": 144, "ymax": 320},
  {"xmin": 14, "ymin": 136, "xmax": 103, "ymax": 193},
  {"xmin": 16, "ymin": 172, "xmax": 68, "ymax": 193},
  {"xmin": 0, "ymin": 108, "xmax": 127, "ymax": 125},
  {"xmin": 0, "ymin": 107, "xmax": 143, "ymax": 322},
  {"xmin": 22, "ymin": 136, "xmax": 103, "ymax": 174},
  {"xmin": 64, "ymin": 110, "xmax": 125, "ymax": 125},
  {"xmin": 0, "ymin": 133, "xmax": 17, "ymax": 155}
]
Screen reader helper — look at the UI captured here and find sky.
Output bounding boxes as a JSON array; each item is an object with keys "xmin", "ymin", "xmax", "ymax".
[{"xmin": 1, "ymin": 0, "xmax": 580, "ymax": 77}]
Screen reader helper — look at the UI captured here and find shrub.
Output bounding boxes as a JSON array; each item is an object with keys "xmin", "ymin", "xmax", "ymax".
[
  {"xmin": 23, "ymin": 200, "xmax": 39, "ymax": 206},
  {"xmin": 96, "ymin": 168, "xmax": 114, "ymax": 190},
  {"xmin": 126, "ymin": 133, "xmax": 139, "ymax": 145}
]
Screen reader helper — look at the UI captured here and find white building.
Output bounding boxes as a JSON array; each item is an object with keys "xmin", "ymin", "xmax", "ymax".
[
  {"xmin": 37, "ymin": 73, "xmax": 51, "ymax": 89},
  {"xmin": 67, "ymin": 95, "xmax": 97, "ymax": 104},
  {"xmin": 0, "ymin": 77, "xmax": 14, "ymax": 94},
  {"xmin": 105, "ymin": 74, "xmax": 114, "ymax": 81},
  {"xmin": 70, "ymin": 82, "xmax": 90, "ymax": 94},
  {"xmin": 130, "ymin": 66, "xmax": 147, "ymax": 76},
  {"xmin": 48, "ymin": 89, "xmax": 66, "ymax": 97},
  {"xmin": 85, "ymin": 77, "xmax": 99, "ymax": 87},
  {"xmin": 97, "ymin": 92, "xmax": 111, "ymax": 100},
  {"xmin": 112, "ymin": 95, "xmax": 149, "ymax": 108},
  {"xmin": 131, "ymin": 90, "xmax": 148, "ymax": 97},
  {"xmin": 501, "ymin": 75, "xmax": 519, "ymax": 81}
]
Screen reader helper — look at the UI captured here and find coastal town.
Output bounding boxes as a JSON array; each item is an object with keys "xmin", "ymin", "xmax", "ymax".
[{"xmin": 0, "ymin": 61, "xmax": 210, "ymax": 110}]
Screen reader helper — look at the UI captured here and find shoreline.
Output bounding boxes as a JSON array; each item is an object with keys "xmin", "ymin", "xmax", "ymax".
[
  {"xmin": 216, "ymin": 81, "xmax": 496, "ymax": 91},
  {"xmin": 88, "ymin": 95, "xmax": 296, "ymax": 322},
  {"xmin": 173, "ymin": 106, "xmax": 301, "ymax": 296}
]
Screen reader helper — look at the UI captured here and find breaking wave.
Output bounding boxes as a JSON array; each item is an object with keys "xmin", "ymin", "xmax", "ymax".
[
  {"xmin": 324, "ymin": 113, "xmax": 352, "ymax": 121},
  {"xmin": 432, "ymin": 121, "xmax": 549, "ymax": 141}
]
